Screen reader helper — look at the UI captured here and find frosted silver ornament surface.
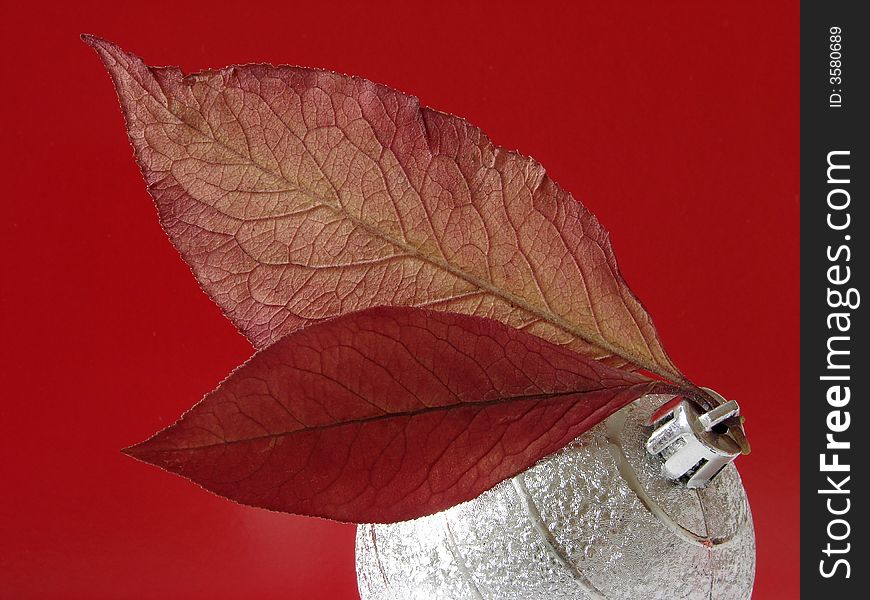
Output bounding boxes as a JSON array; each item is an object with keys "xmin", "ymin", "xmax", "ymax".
[{"xmin": 355, "ymin": 395, "xmax": 755, "ymax": 600}]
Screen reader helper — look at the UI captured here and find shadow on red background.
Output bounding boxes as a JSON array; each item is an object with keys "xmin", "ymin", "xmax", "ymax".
[{"xmin": 1, "ymin": 1, "xmax": 798, "ymax": 598}]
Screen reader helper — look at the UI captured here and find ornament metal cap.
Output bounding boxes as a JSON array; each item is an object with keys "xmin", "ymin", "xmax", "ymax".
[{"xmin": 645, "ymin": 388, "xmax": 741, "ymax": 489}]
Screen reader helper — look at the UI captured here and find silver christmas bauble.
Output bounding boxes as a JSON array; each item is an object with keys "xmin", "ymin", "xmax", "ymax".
[{"xmin": 355, "ymin": 395, "xmax": 755, "ymax": 599}]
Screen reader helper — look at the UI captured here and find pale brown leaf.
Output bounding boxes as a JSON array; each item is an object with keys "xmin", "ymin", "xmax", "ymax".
[{"xmin": 85, "ymin": 36, "xmax": 683, "ymax": 382}]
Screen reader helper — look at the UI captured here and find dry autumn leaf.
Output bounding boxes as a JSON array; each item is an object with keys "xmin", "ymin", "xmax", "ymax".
[
  {"xmin": 124, "ymin": 307, "xmax": 682, "ymax": 523},
  {"xmin": 84, "ymin": 36, "xmax": 684, "ymax": 383}
]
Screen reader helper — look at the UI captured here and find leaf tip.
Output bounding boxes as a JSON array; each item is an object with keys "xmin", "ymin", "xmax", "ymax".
[
  {"xmin": 120, "ymin": 442, "xmax": 148, "ymax": 463},
  {"xmin": 121, "ymin": 434, "xmax": 163, "ymax": 464},
  {"xmin": 80, "ymin": 34, "xmax": 127, "ymax": 67},
  {"xmin": 80, "ymin": 33, "xmax": 108, "ymax": 50}
]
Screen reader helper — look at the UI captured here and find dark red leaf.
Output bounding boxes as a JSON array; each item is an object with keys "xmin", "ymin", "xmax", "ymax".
[{"xmin": 125, "ymin": 307, "xmax": 681, "ymax": 523}]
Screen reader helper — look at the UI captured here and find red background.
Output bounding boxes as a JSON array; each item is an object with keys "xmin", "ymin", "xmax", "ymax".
[{"xmin": 1, "ymin": 1, "xmax": 799, "ymax": 598}]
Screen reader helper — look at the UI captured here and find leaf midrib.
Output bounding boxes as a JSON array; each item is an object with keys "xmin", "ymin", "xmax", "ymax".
[
  {"xmin": 133, "ymin": 381, "xmax": 669, "ymax": 453},
  {"xmin": 118, "ymin": 55, "xmax": 674, "ymax": 381}
]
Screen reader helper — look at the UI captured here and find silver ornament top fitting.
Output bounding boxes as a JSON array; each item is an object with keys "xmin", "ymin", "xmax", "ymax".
[{"xmin": 645, "ymin": 388, "xmax": 742, "ymax": 489}]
